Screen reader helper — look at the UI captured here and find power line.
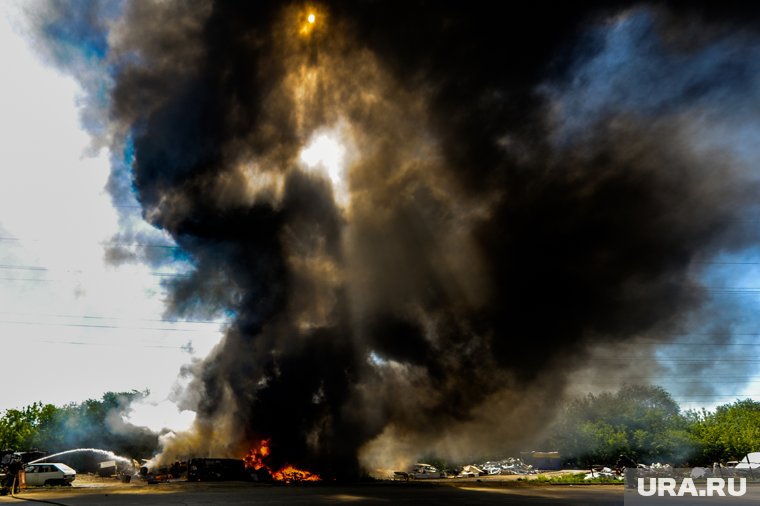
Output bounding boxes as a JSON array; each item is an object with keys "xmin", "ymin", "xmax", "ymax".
[
  {"xmin": 32, "ymin": 339, "xmax": 193, "ymax": 350},
  {"xmin": 0, "ymin": 236, "xmax": 181, "ymax": 250},
  {"xmin": 0, "ymin": 319, "xmax": 208, "ymax": 332},
  {"xmin": 589, "ymin": 356, "xmax": 760, "ymax": 362},
  {"xmin": 606, "ymin": 376, "xmax": 760, "ymax": 380},
  {"xmin": 674, "ymin": 395, "xmax": 760, "ymax": 399},
  {"xmin": 638, "ymin": 342, "xmax": 760, "ymax": 346},
  {"xmin": 670, "ymin": 332, "xmax": 760, "ymax": 335},
  {"xmin": 0, "ymin": 277, "xmax": 50, "ymax": 282},
  {"xmin": 0, "ymin": 311, "xmax": 225, "ymax": 325},
  {"xmin": 698, "ymin": 261, "xmax": 760, "ymax": 265},
  {"xmin": 0, "ymin": 264, "xmax": 191, "ymax": 278},
  {"xmin": 0, "ymin": 264, "xmax": 47, "ymax": 271}
]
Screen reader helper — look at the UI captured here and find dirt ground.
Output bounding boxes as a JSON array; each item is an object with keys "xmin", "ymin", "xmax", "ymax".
[{"xmin": 0, "ymin": 473, "xmax": 625, "ymax": 506}]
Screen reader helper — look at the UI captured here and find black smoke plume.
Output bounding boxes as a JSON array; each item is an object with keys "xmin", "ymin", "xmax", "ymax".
[{"xmin": 36, "ymin": 0, "xmax": 760, "ymax": 478}]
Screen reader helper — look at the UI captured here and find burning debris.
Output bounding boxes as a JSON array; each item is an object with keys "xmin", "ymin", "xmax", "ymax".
[
  {"xmin": 138, "ymin": 458, "xmax": 187, "ymax": 483},
  {"xmin": 243, "ymin": 440, "xmax": 320, "ymax": 483}
]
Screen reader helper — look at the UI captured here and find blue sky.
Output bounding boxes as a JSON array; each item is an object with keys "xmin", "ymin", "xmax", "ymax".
[{"xmin": 543, "ymin": 7, "xmax": 760, "ymax": 410}]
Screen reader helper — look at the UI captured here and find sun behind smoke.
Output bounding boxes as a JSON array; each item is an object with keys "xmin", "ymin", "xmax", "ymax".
[
  {"xmin": 300, "ymin": 9, "xmax": 319, "ymax": 36},
  {"xmin": 299, "ymin": 122, "xmax": 355, "ymax": 207}
]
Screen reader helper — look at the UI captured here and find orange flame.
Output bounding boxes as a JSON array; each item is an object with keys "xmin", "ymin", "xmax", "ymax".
[
  {"xmin": 243, "ymin": 439, "xmax": 321, "ymax": 483},
  {"xmin": 272, "ymin": 465, "xmax": 321, "ymax": 482},
  {"xmin": 243, "ymin": 438, "xmax": 271, "ymax": 470}
]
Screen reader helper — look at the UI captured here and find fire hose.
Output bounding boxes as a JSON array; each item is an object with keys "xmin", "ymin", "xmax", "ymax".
[{"xmin": 9, "ymin": 475, "xmax": 70, "ymax": 506}]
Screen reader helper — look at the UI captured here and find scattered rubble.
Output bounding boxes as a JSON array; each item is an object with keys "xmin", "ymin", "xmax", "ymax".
[
  {"xmin": 393, "ymin": 448, "xmax": 563, "ymax": 480},
  {"xmin": 639, "ymin": 462, "xmax": 672, "ymax": 473},
  {"xmin": 584, "ymin": 462, "xmax": 673, "ymax": 481},
  {"xmin": 584, "ymin": 467, "xmax": 620, "ymax": 480},
  {"xmin": 457, "ymin": 465, "xmax": 484, "ymax": 478},
  {"xmin": 458, "ymin": 457, "xmax": 537, "ymax": 477},
  {"xmin": 394, "ymin": 463, "xmax": 446, "ymax": 480},
  {"xmin": 482, "ymin": 457, "xmax": 537, "ymax": 476}
]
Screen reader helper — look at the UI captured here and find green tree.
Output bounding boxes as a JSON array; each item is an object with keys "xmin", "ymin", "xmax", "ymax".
[
  {"xmin": 546, "ymin": 385, "xmax": 697, "ymax": 467},
  {"xmin": 688, "ymin": 399, "xmax": 760, "ymax": 464},
  {"xmin": 0, "ymin": 406, "xmax": 36, "ymax": 450},
  {"xmin": 0, "ymin": 403, "xmax": 60, "ymax": 450},
  {"xmin": 31, "ymin": 403, "xmax": 66, "ymax": 450},
  {"xmin": 0, "ymin": 391, "xmax": 159, "ymax": 469}
]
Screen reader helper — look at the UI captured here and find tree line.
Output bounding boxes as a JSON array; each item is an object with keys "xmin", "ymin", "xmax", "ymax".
[
  {"xmin": 2, "ymin": 385, "xmax": 759, "ymax": 469},
  {"xmin": 0, "ymin": 391, "xmax": 158, "ymax": 469},
  {"xmin": 545, "ymin": 385, "xmax": 760, "ymax": 467}
]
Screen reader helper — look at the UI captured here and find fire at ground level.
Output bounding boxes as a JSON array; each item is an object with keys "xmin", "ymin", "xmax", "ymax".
[{"xmin": 0, "ymin": 477, "xmax": 626, "ymax": 506}]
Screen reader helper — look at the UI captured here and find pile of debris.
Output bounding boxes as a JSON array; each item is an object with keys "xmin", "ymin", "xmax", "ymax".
[
  {"xmin": 584, "ymin": 462, "xmax": 673, "ymax": 481},
  {"xmin": 584, "ymin": 466, "xmax": 619, "ymax": 480},
  {"xmin": 458, "ymin": 457, "xmax": 537, "ymax": 477},
  {"xmin": 638, "ymin": 462, "xmax": 673, "ymax": 474}
]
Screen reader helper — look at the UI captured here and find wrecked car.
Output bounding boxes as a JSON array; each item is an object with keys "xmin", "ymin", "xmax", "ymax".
[
  {"xmin": 395, "ymin": 463, "xmax": 446, "ymax": 480},
  {"xmin": 24, "ymin": 463, "xmax": 76, "ymax": 487}
]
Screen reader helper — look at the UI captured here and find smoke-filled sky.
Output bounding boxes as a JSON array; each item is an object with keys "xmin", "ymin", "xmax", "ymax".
[{"xmin": 4, "ymin": 0, "xmax": 760, "ymax": 477}]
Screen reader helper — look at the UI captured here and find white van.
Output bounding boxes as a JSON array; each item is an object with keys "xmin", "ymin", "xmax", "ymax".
[{"xmin": 24, "ymin": 463, "xmax": 76, "ymax": 486}]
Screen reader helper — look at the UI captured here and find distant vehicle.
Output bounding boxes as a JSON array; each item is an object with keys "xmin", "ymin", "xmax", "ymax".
[
  {"xmin": 403, "ymin": 463, "xmax": 446, "ymax": 480},
  {"xmin": 24, "ymin": 463, "xmax": 76, "ymax": 486}
]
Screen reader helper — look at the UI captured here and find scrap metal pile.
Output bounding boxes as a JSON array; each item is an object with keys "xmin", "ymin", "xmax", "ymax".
[
  {"xmin": 458, "ymin": 457, "xmax": 537, "ymax": 477},
  {"xmin": 584, "ymin": 462, "xmax": 671, "ymax": 480},
  {"xmin": 584, "ymin": 466, "xmax": 620, "ymax": 480}
]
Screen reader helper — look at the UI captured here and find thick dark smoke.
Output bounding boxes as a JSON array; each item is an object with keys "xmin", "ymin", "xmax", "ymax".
[{"xmin": 32, "ymin": 0, "xmax": 760, "ymax": 477}]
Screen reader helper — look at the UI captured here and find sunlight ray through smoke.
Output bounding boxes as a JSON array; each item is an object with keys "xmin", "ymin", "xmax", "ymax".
[{"xmin": 299, "ymin": 123, "xmax": 354, "ymax": 207}]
